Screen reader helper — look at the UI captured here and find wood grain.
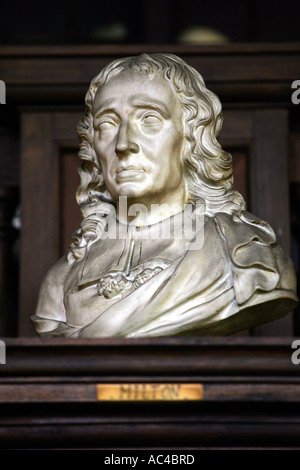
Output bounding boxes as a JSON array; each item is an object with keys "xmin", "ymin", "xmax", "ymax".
[{"xmin": 0, "ymin": 338, "xmax": 299, "ymax": 449}]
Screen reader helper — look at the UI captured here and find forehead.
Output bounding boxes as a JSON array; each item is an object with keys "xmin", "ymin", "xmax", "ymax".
[{"xmin": 92, "ymin": 70, "xmax": 180, "ymax": 114}]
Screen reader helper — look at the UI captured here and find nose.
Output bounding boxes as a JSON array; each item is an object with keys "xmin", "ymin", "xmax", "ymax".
[{"xmin": 115, "ymin": 120, "xmax": 139, "ymax": 157}]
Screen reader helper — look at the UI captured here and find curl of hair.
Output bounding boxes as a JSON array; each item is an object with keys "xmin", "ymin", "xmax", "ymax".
[{"xmin": 68, "ymin": 53, "xmax": 246, "ymax": 262}]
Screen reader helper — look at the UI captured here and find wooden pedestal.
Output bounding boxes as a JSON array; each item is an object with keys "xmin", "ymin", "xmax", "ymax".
[{"xmin": 0, "ymin": 337, "xmax": 299, "ymax": 449}]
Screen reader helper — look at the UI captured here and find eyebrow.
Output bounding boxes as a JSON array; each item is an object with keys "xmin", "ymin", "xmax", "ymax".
[
  {"xmin": 93, "ymin": 96, "xmax": 170, "ymax": 120},
  {"xmin": 130, "ymin": 98, "xmax": 169, "ymax": 117},
  {"xmin": 93, "ymin": 100, "xmax": 120, "ymax": 120}
]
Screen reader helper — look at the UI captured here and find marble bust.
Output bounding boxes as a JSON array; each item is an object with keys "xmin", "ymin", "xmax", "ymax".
[{"xmin": 32, "ymin": 53, "xmax": 298, "ymax": 337}]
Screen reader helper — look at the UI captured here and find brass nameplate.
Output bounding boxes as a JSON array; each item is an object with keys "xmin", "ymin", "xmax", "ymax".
[{"xmin": 97, "ymin": 383, "xmax": 203, "ymax": 401}]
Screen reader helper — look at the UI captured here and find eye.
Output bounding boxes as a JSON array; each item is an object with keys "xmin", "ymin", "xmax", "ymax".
[
  {"xmin": 97, "ymin": 120, "xmax": 117, "ymax": 132},
  {"xmin": 141, "ymin": 114, "xmax": 162, "ymax": 126}
]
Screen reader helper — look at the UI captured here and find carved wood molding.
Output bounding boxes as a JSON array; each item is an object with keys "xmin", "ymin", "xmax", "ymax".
[
  {"xmin": 0, "ymin": 338, "xmax": 299, "ymax": 449},
  {"xmin": 1, "ymin": 44, "xmax": 300, "ymax": 105}
]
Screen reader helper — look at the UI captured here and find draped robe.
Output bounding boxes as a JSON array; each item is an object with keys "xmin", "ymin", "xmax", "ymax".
[{"xmin": 32, "ymin": 209, "xmax": 298, "ymax": 337}]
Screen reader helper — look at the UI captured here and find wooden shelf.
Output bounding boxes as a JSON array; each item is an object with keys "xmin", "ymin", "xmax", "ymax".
[{"xmin": 0, "ymin": 337, "xmax": 299, "ymax": 449}]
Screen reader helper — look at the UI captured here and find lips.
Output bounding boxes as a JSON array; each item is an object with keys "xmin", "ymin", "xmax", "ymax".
[
  {"xmin": 116, "ymin": 166, "xmax": 144, "ymax": 174},
  {"xmin": 115, "ymin": 166, "xmax": 145, "ymax": 183}
]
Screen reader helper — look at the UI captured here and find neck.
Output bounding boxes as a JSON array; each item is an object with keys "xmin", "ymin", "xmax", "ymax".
[{"xmin": 116, "ymin": 185, "xmax": 187, "ymax": 226}]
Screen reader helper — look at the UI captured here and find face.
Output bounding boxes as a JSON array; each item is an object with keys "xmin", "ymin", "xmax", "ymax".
[{"xmin": 92, "ymin": 70, "xmax": 185, "ymax": 206}]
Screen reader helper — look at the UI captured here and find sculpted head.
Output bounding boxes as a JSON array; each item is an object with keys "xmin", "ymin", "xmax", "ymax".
[
  {"xmin": 70, "ymin": 53, "xmax": 245, "ymax": 260},
  {"xmin": 92, "ymin": 68, "xmax": 186, "ymax": 209}
]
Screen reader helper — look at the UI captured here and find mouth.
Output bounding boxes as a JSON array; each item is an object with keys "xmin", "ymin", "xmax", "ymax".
[
  {"xmin": 115, "ymin": 166, "xmax": 145, "ymax": 183},
  {"xmin": 116, "ymin": 166, "xmax": 145, "ymax": 174}
]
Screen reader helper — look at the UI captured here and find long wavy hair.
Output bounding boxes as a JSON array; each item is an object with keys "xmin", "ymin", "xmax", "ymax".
[{"xmin": 68, "ymin": 53, "xmax": 246, "ymax": 262}]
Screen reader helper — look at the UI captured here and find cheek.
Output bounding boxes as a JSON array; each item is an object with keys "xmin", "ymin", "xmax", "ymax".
[
  {"xmin": 93, "ymin": 137, "xmax": 114, "ymax": 171},
  {"xmin": 94, "ymin": 130, "xmax": 117, "ymax": 151},
  {"xmin": 165, "ymin": 131, "xmax": 184, "ymax": 160}
]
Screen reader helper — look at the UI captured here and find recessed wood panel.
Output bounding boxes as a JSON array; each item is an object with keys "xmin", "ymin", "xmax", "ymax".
[
  {"xmin": 232, "ymin": 148, "xmax": 249, "ymax": 209},
  {"xmin": 60, "ymin": 149, "xmax": 81, "ymax": 255}
]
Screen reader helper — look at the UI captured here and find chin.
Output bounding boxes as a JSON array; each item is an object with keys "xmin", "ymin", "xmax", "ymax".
[{"xmin": 113, "ymin": 184, "xmax": 150, "ymax": 200}]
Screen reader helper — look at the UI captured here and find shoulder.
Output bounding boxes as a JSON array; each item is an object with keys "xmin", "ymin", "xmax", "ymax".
[
  {"xmin": 211, "ymin": 210, "xmax": 298, "ymax": 307},
  {"xmin": 213, "ymin": 210, "xmax": 277, "ymax": 246},
  {"xmin": 32, "ymin": 255, "xmax": 73, "ymax": 332},
  {"xmin": 40, "ymin": 255, "xmax": 73, "ymax": 291}
]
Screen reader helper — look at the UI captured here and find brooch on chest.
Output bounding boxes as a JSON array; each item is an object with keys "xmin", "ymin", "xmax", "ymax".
[{"xmin": 97, "ymin": 266, "xmax": 163, "ymax": 299}]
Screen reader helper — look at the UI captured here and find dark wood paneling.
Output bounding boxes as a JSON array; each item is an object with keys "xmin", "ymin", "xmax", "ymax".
[
  {"xmin": 0, "ymin": 188, "xmax": 19, "ymax": 336},
  {"xmin": 1, "ymin": 44, "xmax": 300, "ymax": 105},
  {"xmin": 251, "ymin": 110, "xmax": 292, "ymax": 336},
  {"xmin": 20, "ymin": 112, "xmax": 82, "ymax": 336},
  {"xmin": 60, "ymin": 148, "xmax": 81, "ymax": 254},
  {"xmin": 232, "ymin": 149, "xmax": 249, "ymax": 204},
  {"xmin": 0, "ymin": 338, "xmax": 299, "ymax": 449},
  {"xmin": 251, "ymin": 110, "xmax": 290, "ymax": 252},
  {"xmin": 20, "ymin": 114, "xmax": 59, "ymax": 336},
  {"xmin": 2, "ymin": 337, "xmax": 299, "ymax": 377}
]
